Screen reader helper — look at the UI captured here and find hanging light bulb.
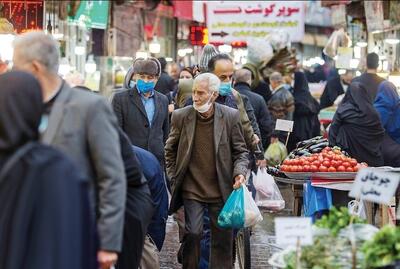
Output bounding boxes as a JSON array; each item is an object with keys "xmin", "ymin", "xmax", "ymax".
[
  {"xmin": 149, "ymin": 35, "xmax": 161, "ymax": 54},
  {"xmin": 85, "ymin": 55, "xmax": 97, "ymax": 74}
]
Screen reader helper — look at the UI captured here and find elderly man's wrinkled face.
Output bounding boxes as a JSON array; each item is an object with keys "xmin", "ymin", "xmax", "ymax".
[
  {"xmin": 213, "ymin": 59, "xmax": 234, "ymax": 83},
  {"xmin": 192, "ymin": 80, "xmax": 215, "ymax": 107}
]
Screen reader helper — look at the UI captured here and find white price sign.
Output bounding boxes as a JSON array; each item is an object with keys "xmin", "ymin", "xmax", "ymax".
[
  {"xmin": 275, "ymin": 119, "xmax": 294, "ymax": 132},
  {"xmin": 275, "ymin": 217, "xmax": 312, "ymax": 246},
  {"xmin": 349, "ymin": 168, "xmax": 400, "ymax": 205}
]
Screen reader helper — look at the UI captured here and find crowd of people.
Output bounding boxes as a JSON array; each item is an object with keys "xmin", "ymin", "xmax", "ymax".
[{"xmin": 0, "ymin": 30, "xmax": 399, "ymax": 269}]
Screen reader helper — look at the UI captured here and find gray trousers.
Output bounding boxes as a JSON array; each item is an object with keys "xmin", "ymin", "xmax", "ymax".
[{"xmin": 182, "ymin": 199, "xmax": 233, "ymax": 269}]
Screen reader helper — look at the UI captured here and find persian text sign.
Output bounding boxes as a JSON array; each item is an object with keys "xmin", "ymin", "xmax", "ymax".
[
  {"xmin": 206, "ymin": 1, "xmax": 305, "ymax": 43},
  {"xmin": 275, "ymin": 217, "xmax": 312, "ymax": 246},
  {"xmin": 349, "ymin": 168, "xmax": 400, "ymax": 205},
  {"xmin": 275, "ymin": 119, "xmax": 294, "ymax": 132}
]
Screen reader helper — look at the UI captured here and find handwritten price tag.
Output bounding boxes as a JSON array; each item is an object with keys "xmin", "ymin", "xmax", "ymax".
[
  {"xmin": 349, "ymin": 168, "xmax": 400, "ymax": 205},
  {"xmin": 275, "ymin": 217, "xmax": 312, "ymax": 246},
  {"xmin": 275, "ymin": 119, "xmax": 294, "ymax": 132}
]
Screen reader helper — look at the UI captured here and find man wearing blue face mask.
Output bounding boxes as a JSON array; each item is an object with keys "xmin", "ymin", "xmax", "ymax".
[{"xmin": 112, "ymin": 58, "xmax": 170, "ymax": 167}]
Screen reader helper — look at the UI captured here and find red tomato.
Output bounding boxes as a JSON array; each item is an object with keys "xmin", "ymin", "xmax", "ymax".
[
  {"xmin": 342, "ymin": 162, "xmax": 351, "ymax": 168},
  {"xmin": 322, "ymin": 160, "xmax": 331, "ymax": 167},
  {"xmin": 328, "ymin": 166, "xmax": 337, "ymax": 172},
  {"xmin": 303, "ymin": 165, "xmax": 310, "ymax": 172},
  {"xmin": 349, "ymin": 158, "xmax": 357, "ymax": 166},
  {"xmin": 297, "ymin": 166, "xmax": 303, "ymax": 172},
  {"xmin": 324, "ymin": 146, "xmax": 332, "ymax": 152},
  {"xmin": 353, "ymin": 165, "xmax": 359, "ymax": 172},
  {"xmin": 310, "ymin": 165, "xmax": 318, "ymax": 172},
  {"xmin": 303, "ymin": 161, "xmax": 310, "ymax": 166},
  {"xmin": 313, "ymin": 161, "xmax": 321, "ymax": 167},
  {"xmin": 336, "ymin": 160, "xmax": 343, "ymax": 166},
  {"xmin": 319, "ymin": 165, "xmax": 328, "ymax": 172},
  {"xmin": 280, "ymin": 165, "xmax": 287, "ymax": 172},
  {"xmin": 346, "ymin": 167, "xmax": 354, "ymax": 172},
  {"xmin": 333, "ymin": 155, "xmax": 341, "ymax": 161},
  {"xmin": 283, "ymin": 159, "xmax": 291, "ymax": 165},
  {"xmin": 293, "ymin": 165, "xmax": 300, "ymax": 172},
  {"xmin": 337, "ymin": 165, "xmax": 346, "ymax": 172}
]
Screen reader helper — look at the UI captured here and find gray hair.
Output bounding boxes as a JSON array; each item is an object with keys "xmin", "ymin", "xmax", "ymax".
[
  {"xmin": 193, "ymin": 73, "xmax": 220, "ymax": 93},
  {"xmin": 269, "ymin": 71, "xmax": 283, "ymax": 83},
  {"xmin": 234, "ymin": 69, "xmax": 252, "ymax": 84},
  {"xmin": 13, "ymin": 31, "xmax": 60, "ymax": 74}
]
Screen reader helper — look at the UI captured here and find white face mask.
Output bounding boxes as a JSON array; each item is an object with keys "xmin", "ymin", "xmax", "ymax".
[{"xmin": 193, "ymin": 93, "xmax": 214, "ymax": 113}]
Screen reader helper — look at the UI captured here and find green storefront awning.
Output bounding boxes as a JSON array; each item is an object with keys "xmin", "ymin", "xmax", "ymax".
[{"xmin": 68, "ymin": 1, "xmax": 109, "ymax": 29}]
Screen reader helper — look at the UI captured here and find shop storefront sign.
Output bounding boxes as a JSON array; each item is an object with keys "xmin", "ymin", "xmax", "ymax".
[
  {"xmin": 364, "ymin": 1, "xmax": 384, "ymax": 33},
  {"xmin": 349, "ymin": 168, "xmax": 400, "ymax": 205},
  {"xmin": 206, "ymin": 1, "xmax": 304, "ymax": 43},
  {"xmin": 68, "ymin": 1, "xmax": 109, "ymax": 29}
]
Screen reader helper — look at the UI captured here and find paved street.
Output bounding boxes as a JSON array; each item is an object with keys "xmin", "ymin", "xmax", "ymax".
[{"xmin": 160, "ymin": 185, "xmax": 294, "ymax": 269}]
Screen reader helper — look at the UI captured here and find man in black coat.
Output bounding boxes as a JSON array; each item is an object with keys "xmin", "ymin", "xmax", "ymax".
[
  {"xmin": 155, "ymin": 57, "xmax": 176, "ymax": 96},
  {"xmin": 112, "ymin": 58, "xmax": 170, "ymax": 165},
  {"xmin": 234, "ymin": 68, "xmax": 274, "ymax": 150},
  {"xmin": 352, "ymin": 52, "xmax": 385, "ymax": 101}
]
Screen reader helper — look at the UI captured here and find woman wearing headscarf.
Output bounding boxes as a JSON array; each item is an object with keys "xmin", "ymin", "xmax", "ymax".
[
  {"xmin": 0, "ymin": 71, "xmax": 95, "ymax": 269},
  {"xmin": 175, "ymin": 67, "xmax": 194, "ymax": 109},
  {"xmin": 287, "ymin": 72, "xmax": 321, "ymax": 152},
  {"xmin": 329, "ymin": 82, "xmax": 385, "ymax": 167},
  {"xmin": 374, "ymin": 81, "xmax": 400, "ymax": 167}
]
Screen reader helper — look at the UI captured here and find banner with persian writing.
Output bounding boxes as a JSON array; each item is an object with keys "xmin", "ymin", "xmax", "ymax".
[{"xmin": 206, "ymin": 1, "xmax": 305, "ymax": 43}]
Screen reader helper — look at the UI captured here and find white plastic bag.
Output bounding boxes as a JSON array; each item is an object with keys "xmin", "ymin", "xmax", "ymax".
[
  {"xmin": 242, "ymin": 183, "xmax": 263, "ymax": 227},
  {"xmin": 247, "ymin": 38, "xmax": 273, "ymax": 66},
  {"xmin": 253, "ymin": 168, "xmax": 285, "ymax": 211}
]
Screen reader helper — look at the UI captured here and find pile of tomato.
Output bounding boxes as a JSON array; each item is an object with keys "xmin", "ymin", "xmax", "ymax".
[{"xmin": 280, "ymin": 146, "xmax": 368, "ymax": 173}]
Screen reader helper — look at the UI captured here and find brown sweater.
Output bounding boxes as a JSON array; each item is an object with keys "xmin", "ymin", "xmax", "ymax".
[{"xmin": 182, "ymin": 113, "xmax": 222, "ymax": 203}]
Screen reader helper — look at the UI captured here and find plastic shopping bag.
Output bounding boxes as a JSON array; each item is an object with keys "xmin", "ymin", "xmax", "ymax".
[
  {"xmin": 264, "ymin": 141, "xmax": 287, "ymax": 167},
  {"xmin": 252, "ymin": 168, "xmax": 285, "ymax": 211},
  {"xmin": 218, "ymin": 184, "xmax": 263, "ymax": 229},
  {"xmin": 303, "ymin": 181, "xmax": 332, "ymax": 220}
]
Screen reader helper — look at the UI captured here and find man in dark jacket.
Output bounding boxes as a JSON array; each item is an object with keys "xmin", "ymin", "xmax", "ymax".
[
  {"xmin": 155, "ymin": 57, "xmax": 176, "ymax": 96},
  {"xmin": 112, "ymin": 58, "xmax": 170, "ymax": 165},
  {"xmin": 352, "ymin": 52, "xmax": 385, "ymax": 101},
  {"xmin": 234, "ymin": 68, "xmax": 274, "ymax": 150}
]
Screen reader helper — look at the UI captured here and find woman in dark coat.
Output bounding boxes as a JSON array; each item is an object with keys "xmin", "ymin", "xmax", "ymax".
[
  {"xmin": 329, "ymin": 82, "xmax": 385, "ymax": 166},
  {"xmin": 0, "ymin": 71, "xmax": 95, "ymax": 269},
  {"xmin": 287, "ymin": 72, "xmax": 321, "ymax": 152}
]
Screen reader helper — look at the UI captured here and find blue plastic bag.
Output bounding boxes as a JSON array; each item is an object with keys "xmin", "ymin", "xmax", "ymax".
[
  {"xmin": 303, "ymin": 181, "xmax": 332, "ymax": 221},
  {"xmin": 218, "ymin": 185, "xmax": 245, "ymax": 229}
]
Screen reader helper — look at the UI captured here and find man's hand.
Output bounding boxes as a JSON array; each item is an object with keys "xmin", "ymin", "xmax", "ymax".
[
  {"xmin": 98, "ymin": 250, "xmax": 118, "ymax": 269},
  {"xmin": 256, "ymin": 159, "xmax": 267, "ymax": 168},
  {"xmin": 233, "ymin": 174, "xmax": 245, "ymax": 189},
  {"xmin": 252, "ymin": 134, "xmax": 260, "ymax": 145},
  {"xmin": 168, "ymin": 104, "xmax": 175, "ymax": 113}
]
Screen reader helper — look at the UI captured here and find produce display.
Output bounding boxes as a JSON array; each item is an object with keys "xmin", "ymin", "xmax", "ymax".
[
  {"xmin": 361, "ymin": 225, "xmax": 400, "ymax": 269},
  {"xmin": 270, "ymin": 207, "xmax": 383, "ymax": 269},
  {"xmin": 280, "ymin": 145, "xmax": 368, "ymax": 173},
  {"xmin": 315, "ymin": 207, "xmax": 366, "ymax": 236}
]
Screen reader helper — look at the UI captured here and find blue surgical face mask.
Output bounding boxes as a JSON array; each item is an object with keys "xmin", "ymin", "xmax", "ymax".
[
  {"xmin": 219, "ymin": 82, "xmax": 232, "ymax": 96},
  {"xmin": 137, "ymin": 79, "xmax": 155, "ymax": 94}
]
